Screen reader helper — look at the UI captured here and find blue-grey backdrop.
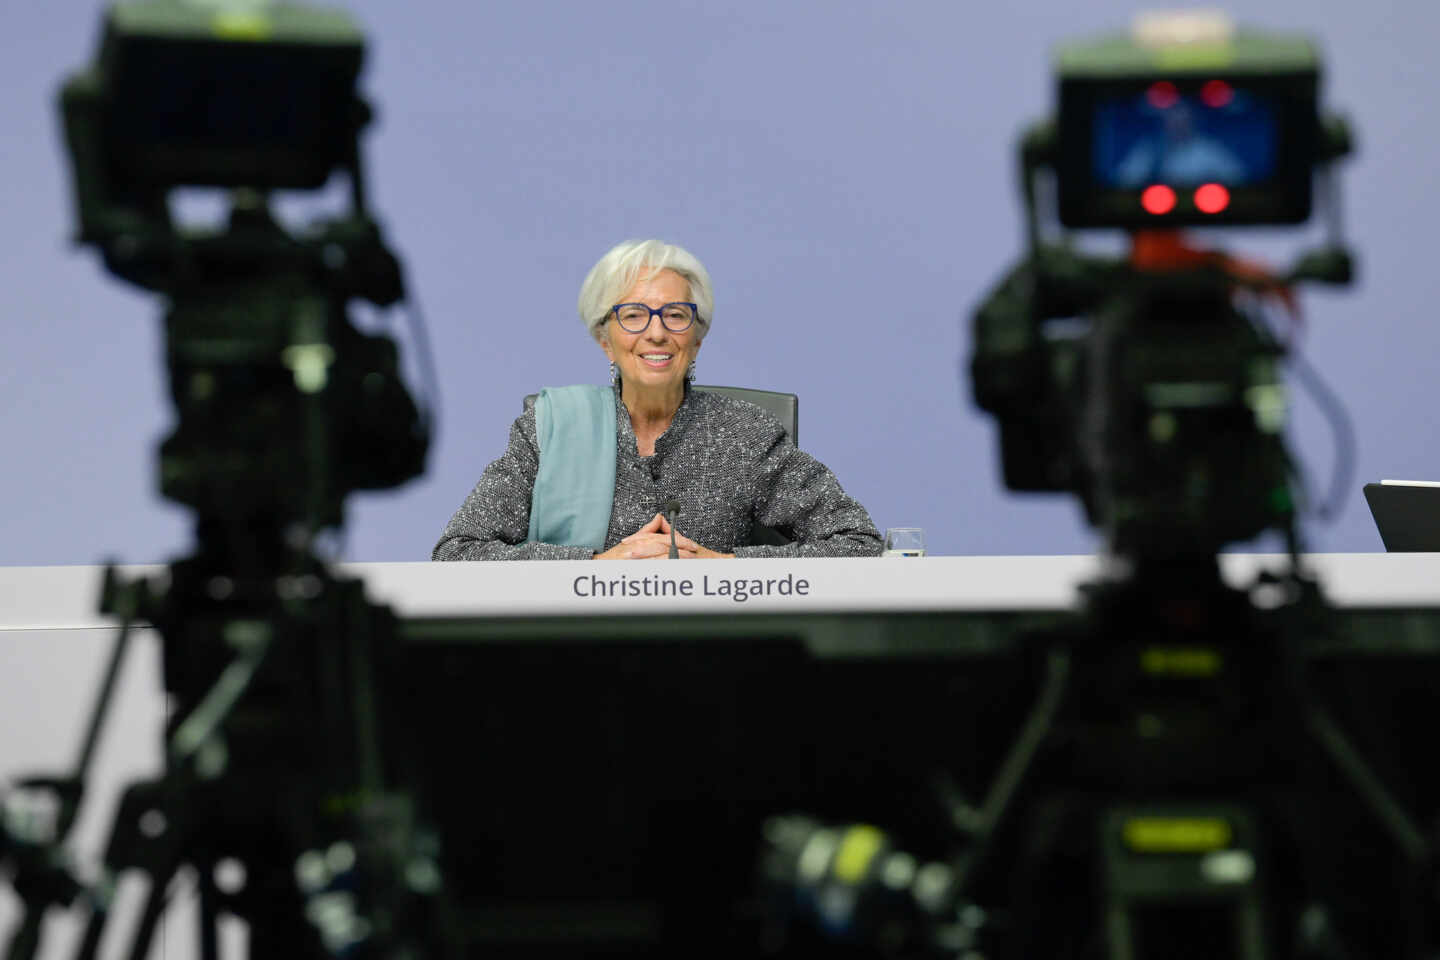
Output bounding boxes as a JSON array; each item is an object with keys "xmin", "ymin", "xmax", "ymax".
[{"xmin": 4, "ymin": 0, "xmax": 1437, "ymax": 566}]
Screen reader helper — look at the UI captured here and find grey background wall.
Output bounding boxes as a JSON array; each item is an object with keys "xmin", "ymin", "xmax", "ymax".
[{"xmin": 5, "ymin": 0, "xmax": 1440, "ymax": 566}]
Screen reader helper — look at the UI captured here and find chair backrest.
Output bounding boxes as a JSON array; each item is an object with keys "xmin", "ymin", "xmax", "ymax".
[
  {"xmin": 523, "ymin": 385, "xmax": 799, "ymax": 446},
  {"xmin": 692, "ymin": 385, "xmax": 798, "ymax": 446}
]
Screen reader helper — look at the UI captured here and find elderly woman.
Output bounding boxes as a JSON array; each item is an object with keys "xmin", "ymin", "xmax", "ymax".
[{"xmin": 432, "ymin": 239, "xmax": 882, "ymax": 560}]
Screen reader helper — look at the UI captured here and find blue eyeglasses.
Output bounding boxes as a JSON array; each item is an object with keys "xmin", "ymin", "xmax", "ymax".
[{"xmin": 611, "ymin": 302, "xmax": 698, "ymax": 334}]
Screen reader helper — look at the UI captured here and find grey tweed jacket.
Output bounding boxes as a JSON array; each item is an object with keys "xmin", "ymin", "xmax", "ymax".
[{"xmin": 432, "ymin": 387, "xmax": 882, "ymax": 560}]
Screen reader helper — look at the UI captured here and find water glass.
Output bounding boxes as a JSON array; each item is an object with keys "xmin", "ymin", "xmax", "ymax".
[{"xmin": 883, "ymin": 527, "xmax": 926, "ymax": 557}]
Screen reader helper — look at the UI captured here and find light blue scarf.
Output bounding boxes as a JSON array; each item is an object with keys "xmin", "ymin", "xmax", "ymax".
[{"xmin": 527, "ymin": 385, "xmax": 618, "ymax": 550}]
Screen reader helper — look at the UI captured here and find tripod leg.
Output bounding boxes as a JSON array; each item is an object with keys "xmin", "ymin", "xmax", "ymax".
[
  {"xmin": 198, "ymin": 865, "xmax": 219, "ymax": 960},
  {"xmin": 73, "ymin": 881, "xmax": 114, "ymax": 960},
  {"xmin": 1306, "ymin": 704, "xmax": 1428, "ymax": 863},
  {"xmin": 3, "ymin": 910, "xmax": 42, "ymax": 960},
  {"xmin": 1305, "ymin": 702, "xmax": 1431, "ymax": 956},
  {"xmin": 123, "ymin": 860, "xmax": 178, "ymax": 960},
  {"xmin": 953, "ymin": 648, "xmax": 1070, "ymax": 891}
]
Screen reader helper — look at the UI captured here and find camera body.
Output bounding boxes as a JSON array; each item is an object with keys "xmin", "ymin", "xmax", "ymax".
[
  {"xmin": 1054, "ymin": 28, "xmax": 1327, "ymax": 228},
  {"xmin": 971, "ymin": 19, "xmax": 1352, "ymax": 560},
  {"xmin": 59, "ymin": 0, "xmax": 428, "ymax": 537}
]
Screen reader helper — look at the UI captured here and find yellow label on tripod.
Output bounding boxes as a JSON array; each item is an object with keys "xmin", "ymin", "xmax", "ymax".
[
  {"xmin": 213, "ymin": 12, "xmax": 273, "ymax": 40},
  {"xmin": 1123, "ymin": 817, "xmax": 1231, "ymax": 853},
  {"xmin": 1140, "ymin": 646, "xmax": 1222, "ymax": 676},
  {"xmin": 833, "ymin": 825, "xmax": 885, "ymax": 884}
]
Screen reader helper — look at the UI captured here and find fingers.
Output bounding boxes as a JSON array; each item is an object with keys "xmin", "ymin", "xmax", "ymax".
[
  {"xmin": 602, "ymin": 521, "xmax": 717, "ymax": 560},
  {"xmin": 665, "ymin": 531, "xmax": 732, "ymax": 559},
  {"xmin": 671, "ymin": 531, "xmax": 702, "ymax": 553},
  {"xmin": 596, "ymin": 532, "xmax": 671, "ymax": 559},
  {"xmin": 625, "ymin": 535, "xmax": 671, "ymax": 559},
  {"xmin": 622, "ymin": 513, "xmax": 668, "ymax": 543},
  {"xmin": 614, "ymin": 533, "xmax": 693, "ymax": 559}
]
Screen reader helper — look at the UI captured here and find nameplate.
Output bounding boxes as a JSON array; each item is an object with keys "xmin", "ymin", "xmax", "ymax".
[{"xmin": 352, "ymin": 556, "xmax": 1108, "ymax": 618}]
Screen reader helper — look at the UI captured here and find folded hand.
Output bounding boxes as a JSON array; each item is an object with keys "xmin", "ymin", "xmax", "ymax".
[{"xmin": 593, "ymin": 512, "xmax": 733, "ymax": 559}]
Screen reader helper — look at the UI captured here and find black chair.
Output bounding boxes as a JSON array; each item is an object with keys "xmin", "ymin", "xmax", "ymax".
[{"xmin": 522, "ymin": 385, "xmax": 799, "ymax": 546}]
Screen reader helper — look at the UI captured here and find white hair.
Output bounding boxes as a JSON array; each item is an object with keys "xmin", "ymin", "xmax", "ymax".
[{"xmin": 577, "ymin": 239, "xmax": 714, "ymax": 343}]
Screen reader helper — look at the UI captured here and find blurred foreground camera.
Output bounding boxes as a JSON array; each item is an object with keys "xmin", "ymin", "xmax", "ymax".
[
  {"xmin": 1052, "ymin": 13, "xmax": 1348, "ymax": 228},
  {"xmin": 0, "ymin": 5, "xmax": 445, "ymax": 959},
  {"xmin": 65, "ymin": 1, "xmax": 368, "ymax": 195},
  {"xmin": 971, "ymin": 13, "xmax": 1353, "ymax": 561},
  {"xmin": 764, "ymin": 14, "xmax": 1436, "ymax": 960},
  {"xmin": 60, "ymin": 0, "xmax": 428, "ymax": 537}
]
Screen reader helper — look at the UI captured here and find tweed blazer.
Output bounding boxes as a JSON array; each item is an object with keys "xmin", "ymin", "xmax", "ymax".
[{"xmin": 432, "ymin": 387, "xmax": 882, "ymax": 561}]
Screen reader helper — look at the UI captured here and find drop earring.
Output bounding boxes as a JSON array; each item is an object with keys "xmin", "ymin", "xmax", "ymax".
[
  {"xmin": 609, "ymin": 361, "xmax": 619, "ymax": 387},
  {"xmin": 685, "ymin": 360, "xmax": 696, "ymax": 383}
]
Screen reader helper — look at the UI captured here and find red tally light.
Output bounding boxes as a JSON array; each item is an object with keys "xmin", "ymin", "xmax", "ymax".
[
  {"xmin": 1147, "ymin": 81, "xmax": 1180, "ymax": 109},
  {"xmin": 1141, "ymin": 184, "xmax": 1177, "ymax": 215},
  {"xmin": 1201, "ymin": 80, "xmax": 1234, "ymax": 108},
  {"xmin": 1195, "ymin": 183, "xmax": 1230, "ymax": 214}
]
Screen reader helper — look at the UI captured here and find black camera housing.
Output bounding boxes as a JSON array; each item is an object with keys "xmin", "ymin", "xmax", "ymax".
[{"xmin": 1055, "ymin": 31, "xmax": 1323, "ymax": 228}]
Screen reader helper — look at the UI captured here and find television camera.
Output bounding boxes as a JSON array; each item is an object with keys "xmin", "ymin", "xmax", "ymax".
[
  {"xmin": 974, "ymin": 13, "xmax": 1354, "ymax": 563},
  {"xmin": 761, "ymin": 15, "xmax": 1440, "ymax": 959},
  {"xmin": 1, "ymin": 3, "xmax": 445, "ymax": 958}
]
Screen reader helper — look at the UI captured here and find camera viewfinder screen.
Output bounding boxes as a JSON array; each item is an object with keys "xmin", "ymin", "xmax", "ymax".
[{"xmin": 1093, "ymin": 83, "xmax": 1277, "ymax": 189}]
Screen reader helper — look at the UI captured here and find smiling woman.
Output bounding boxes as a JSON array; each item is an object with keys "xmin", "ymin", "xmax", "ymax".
[{"xmin": 431, "ymin": 239, "xmax": 883, "ymax": 561}]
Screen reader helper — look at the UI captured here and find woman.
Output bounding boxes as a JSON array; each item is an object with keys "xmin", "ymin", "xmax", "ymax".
[{"xmin": 432, "ymin": 239, "xmax": 882, "ymax": 560}]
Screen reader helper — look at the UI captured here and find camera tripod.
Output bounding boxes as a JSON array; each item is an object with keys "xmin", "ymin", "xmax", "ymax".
[{"xmin": 942, "ymin": 554, "xmax": 1436, "ymax": 958}]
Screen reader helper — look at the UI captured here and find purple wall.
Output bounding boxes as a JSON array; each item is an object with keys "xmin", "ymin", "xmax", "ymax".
[{"xmin": 5, "ymin": 0, "xmax": 1439, "ymax": 565}]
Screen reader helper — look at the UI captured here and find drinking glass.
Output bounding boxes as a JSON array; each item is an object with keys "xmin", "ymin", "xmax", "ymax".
[{"xmin": 883, "ymin": 527, "xmax": 926, "ymax": 557}]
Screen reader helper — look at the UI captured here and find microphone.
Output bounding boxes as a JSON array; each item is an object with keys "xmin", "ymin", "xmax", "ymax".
[{"xmin": 664, "ymin": 500, "xmax": 682, "ymax": 559}]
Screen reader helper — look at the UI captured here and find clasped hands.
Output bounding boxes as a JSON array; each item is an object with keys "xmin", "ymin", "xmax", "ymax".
[{"xmin": 594, "ymin": 512, "xmax": 734, "ymax": 560}]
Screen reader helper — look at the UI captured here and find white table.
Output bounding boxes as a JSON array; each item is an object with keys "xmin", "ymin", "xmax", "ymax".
[
  {"xmin": 8, "ymin": 554, "xmax": 1440, "ymax": 630},
  {"xmin": 2, "ymin": 553, "xmax": 1438, "ymax": 958}
]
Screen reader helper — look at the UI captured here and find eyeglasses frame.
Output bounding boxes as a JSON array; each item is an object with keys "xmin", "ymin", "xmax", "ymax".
[{"xmin": 610, "ymin": 301, "xmax": 699, "ymax": 335}]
